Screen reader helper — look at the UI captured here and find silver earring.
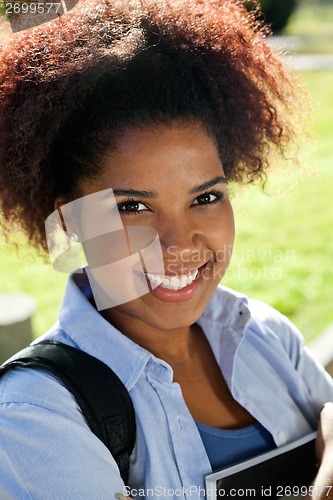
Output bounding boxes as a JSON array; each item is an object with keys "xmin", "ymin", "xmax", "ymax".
[{"xmin": 70, "ymin": 233, "xmax": 79, "ymax": 243}]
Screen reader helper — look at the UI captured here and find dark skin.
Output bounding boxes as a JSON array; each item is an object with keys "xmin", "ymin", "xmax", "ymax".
[
  {"xmin": 158, "ymin": 323, "xmax": 255, "ymax": 429},
  {"xmin": 114, "ymin": 317, "xmax": 254, "ymax": 429},
  {"xmin": 63, "ymin": 121, "xmax": 253, "ymax": 430}
]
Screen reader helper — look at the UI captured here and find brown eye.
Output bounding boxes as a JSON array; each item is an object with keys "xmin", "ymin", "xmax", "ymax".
[
  {"xmin": 118, "ymin": 200, "xmax": 148, "ymax": 214},
  {"xmin": 197, "ymin": 193, "xmax": 214, "ymax": 204},
  {"xmin": 192, "ymin": 191, "xmax": 223, "ymax": 206}
]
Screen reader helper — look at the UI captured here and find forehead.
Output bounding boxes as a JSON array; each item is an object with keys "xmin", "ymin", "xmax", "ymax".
[{"xmin": 92, "ymin": 121, "xmax": 224, "ymax": 191}]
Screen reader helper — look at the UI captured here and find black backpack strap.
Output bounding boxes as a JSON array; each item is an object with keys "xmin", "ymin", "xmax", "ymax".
[{"xmin": 0, "ymin": 340, "xmax": 135, "ymax": 484}]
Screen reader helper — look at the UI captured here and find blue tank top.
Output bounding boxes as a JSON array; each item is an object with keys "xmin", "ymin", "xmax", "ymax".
[{"xmin": 196, "ymin": 420, "xmax": 276, "ymax": 471}]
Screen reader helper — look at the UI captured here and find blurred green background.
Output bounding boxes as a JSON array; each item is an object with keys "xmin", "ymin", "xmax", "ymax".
[{"xmin": 0, "ymin": 0, "xmax": 333, "ymax": 344}]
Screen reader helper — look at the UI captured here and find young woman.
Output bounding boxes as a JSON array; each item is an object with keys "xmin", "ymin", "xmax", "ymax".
[{"xmin": 0, "ymin": 1, "xmax": 332, "ymax": 498}]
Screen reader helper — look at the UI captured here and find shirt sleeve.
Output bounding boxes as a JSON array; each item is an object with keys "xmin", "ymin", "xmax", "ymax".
[
  {"xmin": 0, "ymin": 367, "xmax": 126, "ymax": 499},
  {"xmin": 249, "ymin": 297, "xmax": 333, "ymax": 414},
  {"xmin": 295, "ymin": 342, "xmax": 333, "ymax": 414},
  {"xmin": 270, "ymin": 306, "xmax": 333, "ymax": 412}
]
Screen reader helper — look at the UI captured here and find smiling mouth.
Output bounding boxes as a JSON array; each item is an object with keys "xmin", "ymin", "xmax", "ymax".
[{"xmin": 145, "ymin": 267, "xmax": 204, "ymax": 291}]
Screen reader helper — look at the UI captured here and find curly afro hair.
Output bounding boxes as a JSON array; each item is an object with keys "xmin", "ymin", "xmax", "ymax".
[{"xmin": 0, "ymin": 0, "xmax": 303, "ymax": 250}]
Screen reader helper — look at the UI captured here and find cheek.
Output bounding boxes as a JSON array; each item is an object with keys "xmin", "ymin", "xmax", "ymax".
[
  {"xmin": 210, "ymin": 202, "xmax": 235, "ymax": 247},
  {"xmin": 209, "ymin": 203, "xmax": 235, "ymax": 270}
]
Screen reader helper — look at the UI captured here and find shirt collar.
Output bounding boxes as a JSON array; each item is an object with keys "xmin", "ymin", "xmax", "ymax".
[
  {"xmin": 58, "ymin": 273, "xmax": 251, "ymax": 388},
  {"xmin": 197, "ymin": 285, "xmax": 252, "ymax": 385},
  {"xmin": 58, "ymin": 272, "xmax": 152, "ymax": 390}
]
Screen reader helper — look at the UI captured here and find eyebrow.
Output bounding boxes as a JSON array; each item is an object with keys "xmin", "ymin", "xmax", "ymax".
[
  {"xmin": 189, "ymin": 176, "xmax": 228, "ymax": 194},
  {"xmin": 112, "ymin": 189, "xmax": 157, "ymax": 198},
  {"xmin": 111, "ymin": 176, "xmax": 227, "ymax": 199}
]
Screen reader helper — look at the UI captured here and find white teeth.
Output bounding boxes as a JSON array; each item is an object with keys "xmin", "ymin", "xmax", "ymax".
[
  {"xmin": 169, "ymin": 277, "xmax": 179, "ymax": 288},
  {"xmin": 153, "ymin": 275, "xmax": 163, "ymax": 287},
  {"xmin": 180, "ymin": 276, "xmax": 187, "ymax": 288},
  {"xmin": 146, "ymin": 268, "xmax": 199, "ymax": 290}
]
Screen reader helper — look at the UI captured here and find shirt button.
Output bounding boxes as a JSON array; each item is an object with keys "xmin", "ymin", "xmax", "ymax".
[{"xmin": 277, "ymin": 431, "xmax": 287, "ymax": 445}]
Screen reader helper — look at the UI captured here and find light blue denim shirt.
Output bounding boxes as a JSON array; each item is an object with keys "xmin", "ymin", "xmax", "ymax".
[{"xmin": 1, "ymin": 276, "xmax": 333, "ymax": 500}]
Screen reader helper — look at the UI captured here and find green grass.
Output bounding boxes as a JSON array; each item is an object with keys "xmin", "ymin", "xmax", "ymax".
[
  {"xmin": 0, "ymin": 239, "xmax": 67, "ymax": 337},
  {"xmin": 286, "ymin": 3, "xmax": 333, "ymax": 38},
  {"xmin": 1, "ymin": 72, "xmax": 333, "ymax": 343},
  {"xmin": 283, "ymin": 2, "xmax": 333, "ymax": 54},
  {"xmin": 223, "ymin": 71, "xmax": 333, "ymax": 343}
]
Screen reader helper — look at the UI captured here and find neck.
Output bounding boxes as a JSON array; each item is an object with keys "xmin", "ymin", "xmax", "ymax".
[{"xmin": 101, "ymin": 307, "xmax": 200, "ymax": 365}]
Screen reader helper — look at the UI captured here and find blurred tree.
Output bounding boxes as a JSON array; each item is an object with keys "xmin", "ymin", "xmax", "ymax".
[{"xmin": 248, "ymin": 0, "xmax": 299, "ymax": 33}]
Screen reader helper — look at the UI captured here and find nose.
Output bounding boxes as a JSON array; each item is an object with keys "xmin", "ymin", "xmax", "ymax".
[{"xmin": 157, "ymin": 214, "xmax": 205, "ymax": 270}]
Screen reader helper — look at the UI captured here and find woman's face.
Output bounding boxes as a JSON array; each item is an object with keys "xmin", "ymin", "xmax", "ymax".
[{"xmin": 78, "ymin": 121, "xmax": 235, "ymax": 331}]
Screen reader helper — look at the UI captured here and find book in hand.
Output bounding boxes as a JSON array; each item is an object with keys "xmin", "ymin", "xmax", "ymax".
[{"xmin": 205, "ymin": 431, "xmax": 317, "ymax": 500}]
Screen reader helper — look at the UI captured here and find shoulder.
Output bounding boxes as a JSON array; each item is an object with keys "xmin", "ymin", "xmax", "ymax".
[
  {"xmin": 0, "ymin": 322, "xmax": 86, "ymax": 424},
  {"xmin": 246, "ymin": 295, "xmax": 305, "ymax": 356},
  {"xmin": 208, "ymin": 285, "xmax": 305, "ymax": 360},
  {"xmin": 0, "ymin": 339, "xmax": 124, "ymax": 497},
  {"xmin": 0, "ymin": 361, "xmax": 83, "ymax": 423},
  {"xmin": 209, "ymin": 284, "xmax": 302, "ymax": 336}
]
